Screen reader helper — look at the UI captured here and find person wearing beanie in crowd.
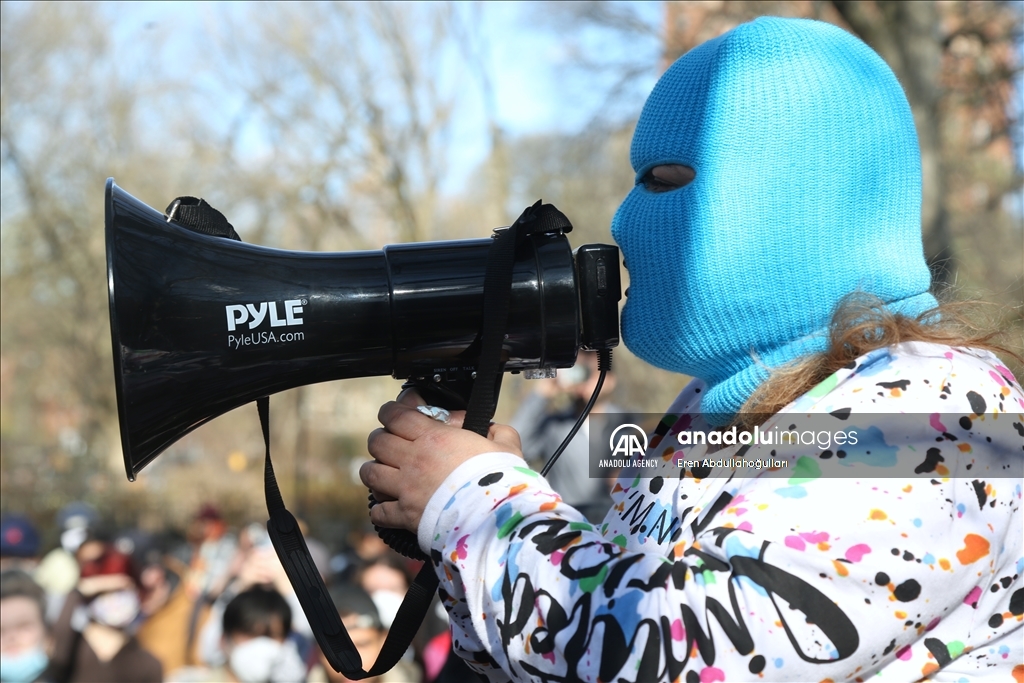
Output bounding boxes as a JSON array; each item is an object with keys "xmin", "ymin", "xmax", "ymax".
[{"xmin": 360, "ymin": 17, "xmax": 1023, "ymax": 682}]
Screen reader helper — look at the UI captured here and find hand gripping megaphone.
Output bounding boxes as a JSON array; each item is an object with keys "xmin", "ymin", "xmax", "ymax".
[{"xmin": 105, "ymin": 178, "xmax": 620, "ymax": 677}]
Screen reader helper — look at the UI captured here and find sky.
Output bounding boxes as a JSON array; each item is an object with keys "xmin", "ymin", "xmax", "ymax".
[
  {"xmin": 51, "ymin": 0, "xmax": 1022, "ymax": 211},
  {"xmin": 101, "ymin": 1, "xmax": 664, "ymax": 195}
]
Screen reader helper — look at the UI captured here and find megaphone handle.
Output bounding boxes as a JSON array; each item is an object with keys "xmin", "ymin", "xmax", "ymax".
[
  {"xmin": 369, "ymin": 373, "xmax": 498, "ymax": 560},
  {"xmin": 368, "ymin": 494, "xmax": 426, "ymax": 560},
  {"xmin": 368, "ymin": 213, "xmax": 528, "ymax": 560}
]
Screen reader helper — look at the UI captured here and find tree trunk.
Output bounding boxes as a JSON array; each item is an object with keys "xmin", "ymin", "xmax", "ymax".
[{"xmin": 832, "ymin": 0, "xmax": 953, "ymax": 287}]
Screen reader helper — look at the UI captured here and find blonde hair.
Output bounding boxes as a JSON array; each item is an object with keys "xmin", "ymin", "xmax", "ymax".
[{"xmin": 734, "ymin": 295, "xmax": 1022, "ymax": 429}]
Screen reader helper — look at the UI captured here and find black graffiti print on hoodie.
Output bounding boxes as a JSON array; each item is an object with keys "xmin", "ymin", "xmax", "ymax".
[{"xmin": 496, "ymin": 515, "xmax": 858, "ymax": 681}]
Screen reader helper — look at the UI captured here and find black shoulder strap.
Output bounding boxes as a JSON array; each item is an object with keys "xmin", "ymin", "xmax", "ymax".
[
  {"xmin": 462, "ymin": 200, "xmax": 572, "ymax": 435},
  {"xmin": 258, "ymin": 396, "xmax": 436, "ymax": 678}
]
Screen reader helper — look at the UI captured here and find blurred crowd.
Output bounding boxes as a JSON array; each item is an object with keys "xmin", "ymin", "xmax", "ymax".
[
  {"xmin": 0, "ymin": 503, "xmax": 470, "ymax": 683},
  {"xmin": 1, "ymin": 353, "xmax": 619, "ymax": 683}
]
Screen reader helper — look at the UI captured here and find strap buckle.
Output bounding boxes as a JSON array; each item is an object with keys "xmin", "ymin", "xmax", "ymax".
[{"xmin": 165, "ymin": 198, "xmax": 182, "ymax": 223}]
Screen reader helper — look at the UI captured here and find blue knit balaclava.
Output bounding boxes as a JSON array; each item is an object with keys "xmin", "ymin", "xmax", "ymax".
[{"xmin": 610, "ymin": 17, "xmax": 937, "ymax": 424}]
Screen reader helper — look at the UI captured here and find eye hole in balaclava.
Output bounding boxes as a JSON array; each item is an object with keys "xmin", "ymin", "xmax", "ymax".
[
  {"xmin": 640, "ymin": 165, "xmax": 696, "ymax": 193},
  {"xmin": 611, "ymin": 17, "xmax": 937, "ymax": 424}
]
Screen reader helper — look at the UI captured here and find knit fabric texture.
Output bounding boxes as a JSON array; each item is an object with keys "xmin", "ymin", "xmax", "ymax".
[{"xmin": 610, "ymin": 16, "xmax": 937, "ymax": 424}]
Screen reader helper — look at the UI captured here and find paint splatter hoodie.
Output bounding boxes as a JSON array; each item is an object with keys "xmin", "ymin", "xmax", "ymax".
[{"xmin": 418, "ymin": 342, "xmax": 1024, "ymax": 682}]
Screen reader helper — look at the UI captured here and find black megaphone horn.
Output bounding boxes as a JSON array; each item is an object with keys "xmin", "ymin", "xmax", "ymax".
[{"xmin": 106, "ymin": 178, "xmax": 620, "ymax": 479}]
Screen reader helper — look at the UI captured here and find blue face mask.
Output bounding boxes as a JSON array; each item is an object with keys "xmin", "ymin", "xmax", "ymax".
[
  {"xmin": 0, "ymin": 648, "xmax": 49, "ymax": 683},
  {"xmin": 611, "ymin": 17, "xmax": 936, "ymax": 423}
]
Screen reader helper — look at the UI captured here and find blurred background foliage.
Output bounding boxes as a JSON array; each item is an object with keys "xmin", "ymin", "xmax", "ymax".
[{"xmin": 1, "ymin": 1, "xmax": 1021, "ymax": 541}]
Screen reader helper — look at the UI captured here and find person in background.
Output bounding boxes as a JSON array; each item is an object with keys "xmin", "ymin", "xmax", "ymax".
[
  {"xmin": 0, "ymin": 571, "xmax": 51, "ymax": 683},
  {"xmin": 353, "ymin": 552, "xmax": 475, "ymax": 683},
  {"xmin": 308, "ymin": 584, "xmax": 420, "ymax": 683},
  {"xmin": 183, "ymin": 504, "xmax": 236, "ymax": 601},
  {"xmin": 195, "ymin": 523, "xmax": 313, "ymax": 669},
  {"xmin": 121, "ymin": 531, "xmax": 194, "ymax": 676},
  {"xmin": 54, "ymin": 505, "xmax": 100, "ymax": 567},
  {"xmin": 352, "ymin": 554, "xmax": 409, "ymax": 632},
  {"xmin": 115, "ymin": 531, "xmax": 180, "ymax": 622},
  {"xmin": 170, "ymin": 586, "xmax": 307, "ymax": 683},
  {"xmin": 347, "ymin": 525, "xmax": 390, "ymax": 567},
  {"xmin": 511, "ymin": 350, "xmax": 629, "ymax": 522},
  {"xmin": 177, "ymin": 504, "xmax": 237, "ymax": 670},
  {"xmin": 48, "ymin": 542, "xmax": 161, "ymax": 683},
  {"xmin": 223, "ymin": 587, "xmax": 307, "ymax": 683},
  {"xmin": 33, "ymin": 504, "xmax": 99, "ymax": 607}
]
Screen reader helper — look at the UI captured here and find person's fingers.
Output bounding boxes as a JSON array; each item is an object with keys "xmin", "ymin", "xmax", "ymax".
[
  {"xmin": 368, "ymin": 498, "xmax": 413, "ymax": 532},
  {"xmin": 366, "ymin": 427, "xmax": 414, "ymax": 467},
  {"xmin": 363, "ymin": 400, "xmax": 527, "ymax": 536},
  {"xmin": 359, "ymin": 459, "xmax": 405, "ymax": 501},
  {"xmin": 488, "ymin": 423, "xmax": 523, "ymax": 454},
  {"xmin": 377, "ymin": 400, "xmax": 438, "ymax": 441}
]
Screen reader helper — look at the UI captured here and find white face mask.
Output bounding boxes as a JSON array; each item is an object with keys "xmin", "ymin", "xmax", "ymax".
[
  {"xmin": 228, "ymin": 637, "xmax": 306, "ymax": 683},
  {"xmin": 61, "ymin": 527, "xmax": 88, "ymax": 553},
  {"xmin": 369, "ymin": 590, "xmax": 403, "ymax": 630},
  {"xmin": 88, "ymin": 589, "xmax": 140, "ymax": 629}
]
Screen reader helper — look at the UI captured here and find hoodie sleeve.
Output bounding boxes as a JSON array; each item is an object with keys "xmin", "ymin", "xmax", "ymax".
[{"xmin": 419, "ymin": 345, "xmax": 1023, "ymax": 682}]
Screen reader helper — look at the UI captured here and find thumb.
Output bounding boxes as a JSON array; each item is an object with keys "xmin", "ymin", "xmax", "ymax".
[
  {"xmin": 396, "ymin": 388, "xmax": 425, "ymax": 407},
  {"xmin": 488, "ymin": 423, "xmax": 522, "ymax": 455}
]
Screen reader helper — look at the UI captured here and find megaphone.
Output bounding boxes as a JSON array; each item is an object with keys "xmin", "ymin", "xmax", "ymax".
[
  {"xmin": 106, "ymin": 178, "xmax": 620, "ymax": 481},
  {"xmin": 106, "ymin": 178, "xmax": 620, "ymax": 677}
]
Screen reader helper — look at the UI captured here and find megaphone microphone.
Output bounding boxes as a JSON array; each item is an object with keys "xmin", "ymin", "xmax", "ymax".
[{"xmin": 106, "ymin": 178, "xmax": 620, "ymax": 677}]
